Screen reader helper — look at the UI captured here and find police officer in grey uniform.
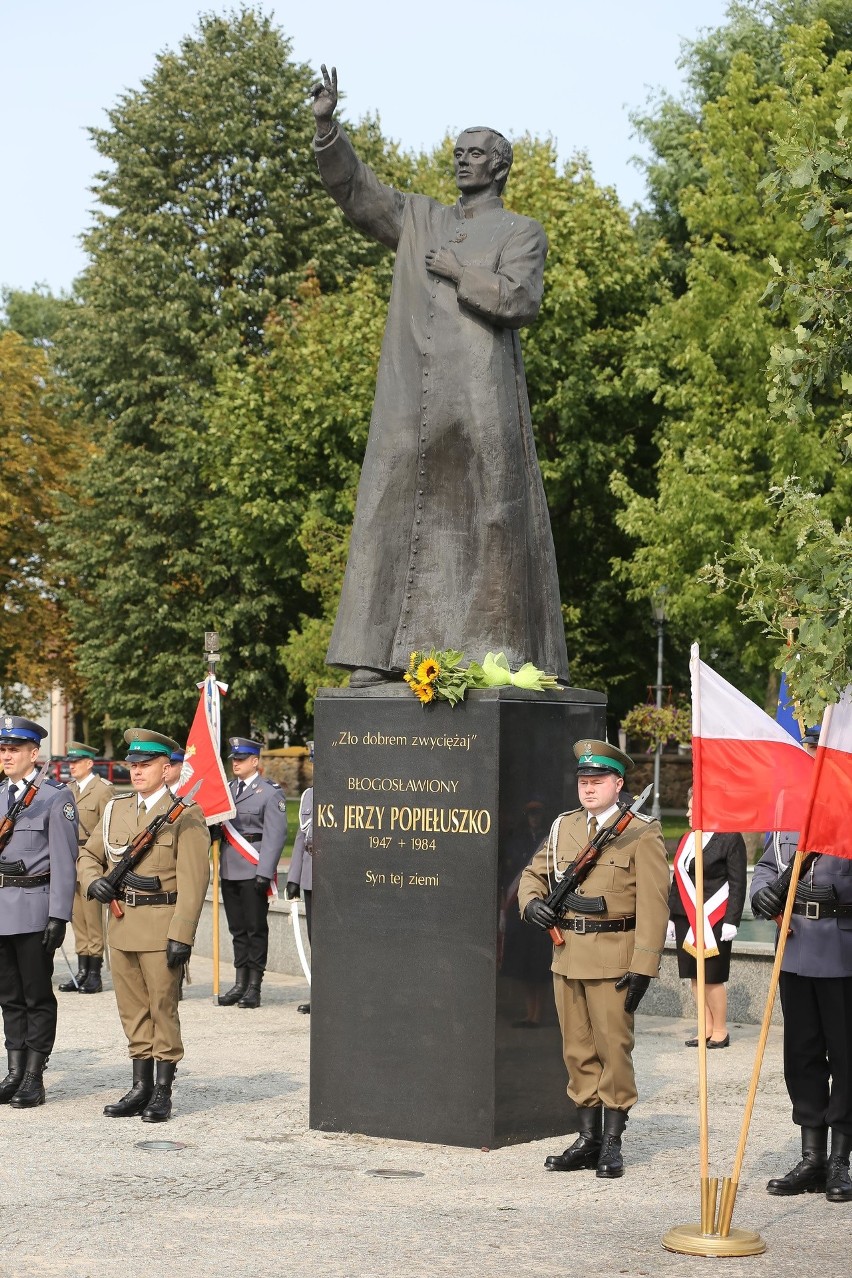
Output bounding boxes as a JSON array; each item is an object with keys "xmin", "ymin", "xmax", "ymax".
[
  {"xmin": 286, "ymin": 783, "xmax": 313, "ymax": 1014},
  {"xmin": 0, "ymin": 717, "xmax": 77, "ymax": 1107},
  {"xmin": 218, "ymin": 738, "xmax": 287, "ymax": 1009},
  {"xmin": 751, "ymin": 725, "xmax": 852, "ymax": 1204}
]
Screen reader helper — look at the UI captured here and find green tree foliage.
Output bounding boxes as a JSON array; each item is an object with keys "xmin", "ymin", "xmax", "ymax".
[
  {"xmin": 208, "ymin": 136, "xmax": 657, "ymax": 723},
  {"xmin": 1, "ymin": 285, "xmax": 71, "ymax": 347},
  {"xmin": 52, "ymin": 9, "xmax": 400, "ymax": 739},
  {"xmin": 613, "ymin": 5, "xmax": 852, "ymax": 701},
  {"xmin": 0, "ymin": 332, "xmax": 80, "ymax": 708}
]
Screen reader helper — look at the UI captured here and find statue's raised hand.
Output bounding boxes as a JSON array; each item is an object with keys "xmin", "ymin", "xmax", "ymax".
[{"xmin": 311, "ymin": 64, "xmax": 338, "ymax": 134}]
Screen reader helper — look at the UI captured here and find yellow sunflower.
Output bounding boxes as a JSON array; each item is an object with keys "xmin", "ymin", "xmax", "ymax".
[
  {"xmin": 416, "ymin": 658, "xmax": 440, "ymax": 684},
  {"xmin": 414, "ymin": 682, "xmax": 435, "ymax": 704}
]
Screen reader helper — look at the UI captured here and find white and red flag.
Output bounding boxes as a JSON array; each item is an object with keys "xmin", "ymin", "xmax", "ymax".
[
  {"xmin": 690, "ymin": 644, "xmax": 814, "ymax": 832},
  {"xmin": 176, "ymin": 675, "xmax": 235, "ymax": 825},
  {"xmin": 799, "ymin": 688, "xmax": 852, "ymax": 860}
]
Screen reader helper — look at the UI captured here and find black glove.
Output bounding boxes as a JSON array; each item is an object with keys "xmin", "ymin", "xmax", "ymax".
[
  {"xmin": 523, "ymin": 898, "xmax": 557, "ymax": 931},
  {"xmin": 166, "ymin": 939, "xmax": 192, "ymax": 969},
  {"xmin": 87, "ymin": 876, "xmax": 118, "ymax": 903},
  {"xmin": 42, "ymin": 918, "xmax": 66, "ymax": 955},
  {"xmin": 285, "ymin": 882, "xmax": 300, "ymax": 900},
  {"xmin": 751, "ymin": 882, "xmax": 786, "ymax": 919},
  {"xmin": 615, "ymin": 971, "xmax": 651, "ymax": 1013},
  {"xmin": 254, "ymin": 875, "xmax": 272, "ymax": 897}
]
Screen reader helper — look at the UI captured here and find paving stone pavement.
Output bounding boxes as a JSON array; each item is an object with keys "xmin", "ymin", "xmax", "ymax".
[{"xmin": 0, "ymin": 959, "xmax": 845, "ymax": 1278}]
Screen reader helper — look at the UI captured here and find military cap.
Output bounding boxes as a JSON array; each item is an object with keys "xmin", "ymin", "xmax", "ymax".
[
  {"xmin": 573, "ymin": 738, "xmax": 633, "ymax": 778},
  {"xmin": 802, "ymin": 724, "xmax": 822, "ymax": 745},
  {"xmin": 66, "ymin": 740, "xmax": 97, "ymax": 759},
  {"xmin": 123, "ymin": 727, "xmax": 181, "ymax": 761},
  {"xmin": 0, "ymin": 715, "xmax": 48, "ymax": 745},
  {"xmin": 228, "ymin": 737, "xmax": 262, "ymax": 758},
  {"xmin": 169, "ymin": 748, "xmax": 186, "ymax": 764}
]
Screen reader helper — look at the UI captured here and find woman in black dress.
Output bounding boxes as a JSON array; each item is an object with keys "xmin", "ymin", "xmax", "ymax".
[{"xmin": 668, "ymin": 789, "xmax": 747, "ymax": 1047}]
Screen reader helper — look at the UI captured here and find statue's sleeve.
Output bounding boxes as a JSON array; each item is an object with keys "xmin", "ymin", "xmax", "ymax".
[
  {"xmin": 314, "ymin": 124, "xmax": 406, "ymax": 251},
  {"xmin": 456, "ymin": 218, "xmax": 547, "ymax": 329}
]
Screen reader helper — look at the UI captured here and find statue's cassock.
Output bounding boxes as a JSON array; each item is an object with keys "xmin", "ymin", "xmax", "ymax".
[{"xmin": 316, "ymin": 124, "xmax": 569, "ymax": 681}]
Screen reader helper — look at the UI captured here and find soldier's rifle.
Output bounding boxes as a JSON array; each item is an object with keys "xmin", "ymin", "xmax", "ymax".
[
  {"xmin": 543, "ymin": 782, "xmax": 653, "ymax": 946},
  {"xmin": 105, "ymin": 780, "xmax": 201, "ymax": 919},
  {"xmin": 0, "ymin": 761, "xmax": 51, "ymax": 856}
]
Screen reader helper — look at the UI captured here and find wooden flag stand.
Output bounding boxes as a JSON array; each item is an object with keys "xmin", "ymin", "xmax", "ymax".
[{"xmin": 662, "ymin": 828, "xmax": 766, "ymax": 1257}]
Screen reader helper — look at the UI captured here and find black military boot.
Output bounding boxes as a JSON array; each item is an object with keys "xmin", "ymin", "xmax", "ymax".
[
  {"xmin": 218, "ymin": 966, "xmax": 249, "ymax": 1006},
  {"xmin": 79, "ymin": 956, "xmax": 103, "ymax": 994},
  {"xmin": 9, "ymin": 1050, "xmax": 49, "ymax": 1109},
  {"xmin": 103, "ymin": 1059, "xmax": 154, "ymax": 1117},
  {"xmin": 238, "ymin": 972, "xmax": 263, "ymax": 1008},
  {"xmin": 0, "ymin": 1049, "xmax": 26, "ymax": 1104},
  {"xmin": 545, "ymin": 1107, "xmax": 603, "ymax": 1171},
  {"xmin": 59, "ymin": 954, "xmax": 88, "ymax": 992},
  {"xmin": 826, "ymin": 1131, "xmax": 852, "ymax": 1203},
  {"xmin": 141, "ymin": 1061, "xmax": 177, "ymax": 1123},
  {"xmin": 767, "ymin": 1127, "xmax": 827, "ymax": 1195},
  {"xmin": 596, "ymin": 1108, "xmax": 629, "ymax": 1178}
]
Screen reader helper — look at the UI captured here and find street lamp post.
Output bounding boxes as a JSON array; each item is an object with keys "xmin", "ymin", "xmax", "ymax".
[{"xmin": 651, "ymin": 590, "xmax": 667, "ymax": 822}]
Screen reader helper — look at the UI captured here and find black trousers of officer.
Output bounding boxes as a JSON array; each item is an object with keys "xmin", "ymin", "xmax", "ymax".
[
  {"xmin": 780, "ymin": 971, "xmax": 852, "ymax": 1136},
  {"xmin": 221, "ymin": 879, "xmax": 270, "ymax": 972},
  {"xmin": 0, "ymin": 932, "xmax": 57, "ymax": 1055}
]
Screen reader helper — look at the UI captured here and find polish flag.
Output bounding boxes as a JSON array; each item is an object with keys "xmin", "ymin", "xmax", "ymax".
[
  {"xmin": 176, "ymin": 675, "xmax": 236, "ymax": 825},
  {"xmin": 690, "ymin": 644, "xmax": 814, "ymax": 832},
  {"xmin": 799, "ymin": 688, "xmax": 852, "ymax": 860}
]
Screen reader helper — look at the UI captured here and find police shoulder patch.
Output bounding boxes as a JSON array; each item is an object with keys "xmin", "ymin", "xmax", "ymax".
[
  {"xmin": 269, "ymin": 781, "xmax": 281, "ymax": 789},
  {"xmin": 62, "ymin": 802, "xmax": 76, "ymax": 821},
  {"xmin": 277, "ymin": 798, "xmax": 287, "ymax": 812}
]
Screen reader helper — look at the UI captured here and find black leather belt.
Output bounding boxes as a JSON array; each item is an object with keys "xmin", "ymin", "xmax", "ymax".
[
  {"xmin": 118, "ymin": 889, "xmax": 178, "ymax": 907},
  {"xmin": 0, "ymin": 872, "xmax": 50, "ymax": 889},
  {"xmin": 791, "ymin": 901, "xmax": 852, "ymax": 920},
  {"xmin": 241, "ymin": 833, "xmax": 262, "ymax": 845},
  {"xmin": 559, "ymin": 915, "xmax": 636, "ymax": 934}
]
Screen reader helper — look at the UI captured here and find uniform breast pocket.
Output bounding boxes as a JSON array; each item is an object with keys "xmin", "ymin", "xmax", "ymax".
[
  {"xmin": 602, "ymin": 848, "xmax": 633, "ymax": 893},
  {"xmin": 13, "ymin": 813, "xmax": 46, "ymax": 856},
  {"xmin": 148, "ymin": 829, "xmax": 175, "ymax": 874}
]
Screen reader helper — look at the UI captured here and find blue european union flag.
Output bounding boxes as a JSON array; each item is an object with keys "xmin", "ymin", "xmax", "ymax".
[{"xmin": 776, "ymin": 670, "xmax": 803, "ymax": 741}]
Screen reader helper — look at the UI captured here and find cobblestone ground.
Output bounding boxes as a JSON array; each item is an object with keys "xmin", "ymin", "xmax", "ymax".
[{"xmin": 0, "ymin": 959, "xmax": 844, "ymax": 1278}]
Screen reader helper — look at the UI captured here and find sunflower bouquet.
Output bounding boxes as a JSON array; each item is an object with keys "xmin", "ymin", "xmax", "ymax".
[{"xmin": 403, "ymin": 648, "xmax": 562, "ymax": 708}]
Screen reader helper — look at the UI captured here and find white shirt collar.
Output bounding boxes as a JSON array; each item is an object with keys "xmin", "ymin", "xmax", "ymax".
[
  {"xmin": 138, "ymin": 785, "xmax": 168, "ymax": 813},
  {"xmin": 588, "ymin": 802, "xmax": 620, "ymax": 830},
  {"xmin": 75, "ymin": 772, "xmax": 95, "ymax": 794}
]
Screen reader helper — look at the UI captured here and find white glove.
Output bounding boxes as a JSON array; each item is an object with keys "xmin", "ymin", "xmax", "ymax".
[
  {"xmin": 666, "ymin": 920, "xmax": 676, "ymax": 943},
  {"xmin": 721, "ymin": 923, "xmax": 737, "ymax": 943}
]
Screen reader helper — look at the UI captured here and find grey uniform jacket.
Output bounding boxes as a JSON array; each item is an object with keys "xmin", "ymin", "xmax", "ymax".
[
  {"xmin": 287, "ymin": 788, "xmax": 313, "ymax": 894},
  {"xmin": 0, "ymin": 778, "xmax": 78, "ymax": 934},
  {"xmin": 221, "ymin": 775, "xmax": 287, "ymax": 881},
  {"xmin": 752, "ymin": 831, "xmax": 852, "ymax": 978}
]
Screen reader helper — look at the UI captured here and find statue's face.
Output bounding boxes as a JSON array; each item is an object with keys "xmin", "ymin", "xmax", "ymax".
[{"xmin": 453, "ymin": 130, "xmax": 501, "ymax": 193}]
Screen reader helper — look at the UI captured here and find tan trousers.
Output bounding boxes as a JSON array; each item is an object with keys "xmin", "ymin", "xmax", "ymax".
[
  {"xmin": 109, "ymin": 949, "xmax": 183, "ymax": 1062},
  {"xmin": 553, "ymin": 973, "xmax": 637, "ymax": 1110},
  {"xmin": 69, "ymin": 882, "xmax": 105, "ymax": 956}
]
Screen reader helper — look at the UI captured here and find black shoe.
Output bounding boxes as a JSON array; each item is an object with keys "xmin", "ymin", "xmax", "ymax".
[
  {"xmin": 141, "ymin": 1061, "xmax": 177, "ymax": 1123},
  {"xmin": 0, "ymin": 1049, "xmax": 26, "ymax": 1104},
  {"xmin": 707, "ymin": 1034, "xmax": 730, "ymax": 1049},
  {"xmin": 59, "ymin": 954, "xmax": 88, "ymax": 992},
  {"xmin": 297, "ymin": 1003, "xmax": 311, "ymax": 1014},
  {"xmin": 767, "ymin": 1127, "xmax": 827, "ymax": 1195},
  {"xmin": 9, "ymin": 1050, "xmax": 49, "ymax": 1109},
  {"xmin": 104, "ymin": 1059, "xmax": 154, "ymax": 1118},
  {"xmin": 596, "ymin": 1108, "xmax": 629, "ymax": 1179},
  {"xmin": 238, "ymin": 977, "xmax": 263, "ymax": 1009},
  {"xmin": 826, "ymin": 1132, "xmax": 852, "ymax": 1203},
  {"xmin": 79, "ymin": 956, "xmax": 103, "ymax": 994},
  {"xmin": 545, "ymin": 1107, "xmax": 602, "ymax": 1171},
  {"xmin": 218, "ymin": 966, "xmax": 250, "ymax": 1006},
  {"xmin": 685, "ymin": 1036, "xmax": 709, "ymax": 1047}
]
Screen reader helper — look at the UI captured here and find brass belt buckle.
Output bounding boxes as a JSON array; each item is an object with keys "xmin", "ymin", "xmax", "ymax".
[
  {"xmin": 124, "ymin": 889, "xmax": 137, "ymax": 907},
  {"xmin": 805, "ymin": 901, "xmax": 820, "ymax": 920}
]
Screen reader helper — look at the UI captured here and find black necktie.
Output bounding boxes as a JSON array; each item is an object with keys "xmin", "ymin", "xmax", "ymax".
[
  {"xmin": 236, "ymin": 781, "xmax": 245, "ymax": 798},
  {"xmin": 7, "ymin": 785, "xmax": 17, "ymax": 812}
]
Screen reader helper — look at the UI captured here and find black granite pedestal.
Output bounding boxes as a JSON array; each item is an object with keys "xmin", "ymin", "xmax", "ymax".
[{"xmin": 309, "ymin": 685, "xmax": 606, "ymax": 1148}]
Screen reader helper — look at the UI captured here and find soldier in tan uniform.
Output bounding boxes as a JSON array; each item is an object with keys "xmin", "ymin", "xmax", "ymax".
[
  {"xmin": 78, "ymin": 728, "xmax": 210, "ymax": 1122},
  {"xmin": 519, "ymin": 739, "xmax": 670, "ymax": 1178},
  {"xmin": 58, "ymin": 742, "xmax": 112, "ymax": 995}
]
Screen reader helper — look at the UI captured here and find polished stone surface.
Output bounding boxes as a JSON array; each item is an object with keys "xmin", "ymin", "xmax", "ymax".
[{"xmin": 309, "ymin": 686, "xmax": 606, "ymax": 1147}]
